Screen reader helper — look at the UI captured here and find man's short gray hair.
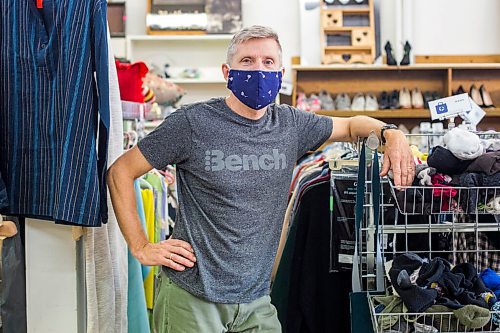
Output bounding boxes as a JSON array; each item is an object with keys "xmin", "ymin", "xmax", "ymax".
[{"xmin": 226, "ymin": 25, "xmax": 282, "ymax": 66}]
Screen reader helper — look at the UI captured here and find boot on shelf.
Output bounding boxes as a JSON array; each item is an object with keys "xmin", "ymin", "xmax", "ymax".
[
  {"xmin": 385, "ymin": 41, "xmax": 397, "ymax": 66},
  {"xmin": 400, "ymin": 41, "xmax": 412, "ymax": 66}
]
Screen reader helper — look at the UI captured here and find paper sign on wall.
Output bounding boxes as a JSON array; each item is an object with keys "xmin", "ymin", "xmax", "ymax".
[{"xmin": 428, "ymin": 93, "xmax": 471, "ymax": 120}]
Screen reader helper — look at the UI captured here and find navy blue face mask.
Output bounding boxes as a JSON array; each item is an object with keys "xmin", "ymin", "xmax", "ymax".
[{"xmin": 227, "ymin": 67, "xmax": 283, "ymax": 110}]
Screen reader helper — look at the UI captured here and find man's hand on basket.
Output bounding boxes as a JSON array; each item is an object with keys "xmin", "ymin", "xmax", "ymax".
[{"xmin": 379, "ymin": 129, "xmax": 415, "ymax": 187}]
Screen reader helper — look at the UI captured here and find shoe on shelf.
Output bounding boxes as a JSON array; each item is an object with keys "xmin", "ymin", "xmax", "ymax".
[
  {"xmin": 365, "ymin": 94, "xmax": 379, "ymax": 111},
  {"xmin": 389, "ymin": 90, "xmax": 400, "ymax": 109},
  {"xmin": 379, "ymin": 91, "xmax": 390, "ymax": 109},
  {"xmin": 423, "ymin": 91, "xmax": 433, "ymax": 109},
  {"xmin": 384, "ymin": 41, "xmax": 397, "ymax": 66},
  {"xmin": 351, "ymin": 93, "xmax": 365, "ymax": 111},
  {"xmin": 308, "ymin": 94, "xmax": 322, "ymax": 112},
  {"xmin": 318, "ymin": 90, "xmax": 335, "ymax": 110},
  {"xmin": 338, "ymin": 0, "xmax": 350, "ymax": 4},
  {"xmin": 296, "ymin": 92, "xmax": 310, "ymax": 111},
  {"xmin": 335, "ymin": 93, "xmax": 351, "ymax": 110},
  {"xmin": 400, "ymin": 41, "xmax": 412, "ymax": 66},
  {"xmin": 470, "ymin": 84, "xmax": 483, "ymax": 106},
  {"xmin": 399, "ymin": 87, "xmax": 412, "ymax": 109},
  {"xmin": 431, "ymin": 91, "xmax": 441, "ymax": 101},
  {"xmin": 411, "ymin": 88, "xmax": 424, "ymax": 108},
  {"xmin": 480, "ymin": 84, "xmax": 495, "ymax": 108},
  {"xmin": 454, "ymin": 85, "xmax": 466, "ymax": 96}
]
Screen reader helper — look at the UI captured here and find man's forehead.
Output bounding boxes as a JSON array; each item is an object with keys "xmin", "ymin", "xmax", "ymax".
[{"xmin": 234, "ymin": 39, "xmax": 280, "ymax": 57}]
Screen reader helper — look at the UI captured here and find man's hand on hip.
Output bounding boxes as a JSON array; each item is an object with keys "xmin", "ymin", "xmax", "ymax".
[
  {"xmin": 379, "ymin": 129, "xmax": 415, "ymax": 187},
  {"xmin": 134, "ymin": 238, "xmax": 197, "ymax": 271}
]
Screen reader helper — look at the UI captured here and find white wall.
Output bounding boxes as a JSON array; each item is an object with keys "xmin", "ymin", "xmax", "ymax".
[
  {"xmin": 123, "ymin": 0, "xmax": 500, "ymax": 67},
  {"xmin": 411, "ymin": 0, "xmax": 500, "ymax": 55}
]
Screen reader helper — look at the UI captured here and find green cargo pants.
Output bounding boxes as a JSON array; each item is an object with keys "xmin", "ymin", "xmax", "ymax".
[{"xmin": 153, "ymin": 272, "xmax": 282, "ymax": 333}]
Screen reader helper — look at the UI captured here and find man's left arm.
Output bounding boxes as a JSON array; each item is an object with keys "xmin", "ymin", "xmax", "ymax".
[{"xmin": 326, "ymin": 116, "xmax": 415, "ymax": 186}]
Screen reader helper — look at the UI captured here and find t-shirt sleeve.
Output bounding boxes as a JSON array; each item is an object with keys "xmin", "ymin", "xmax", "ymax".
[
  {"xmin": 137, "ymin": 109, "xmax": 192, "ymax": 170},
  {"xmin": 291, "ymin": 106, "xmax": 333, "ymax": 159}
]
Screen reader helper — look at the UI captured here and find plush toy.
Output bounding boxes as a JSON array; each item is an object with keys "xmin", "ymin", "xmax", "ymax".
[
  {"xmin": 410, "ymin": 145, "xmax": 429, "ymax": 162},
  {"xmin": 415, "ymin": 164, "xmax": 436, "ymax": 186},
  {"xmin": 142, "ymin": 73, "xmax": 185, "ymax": 107}
]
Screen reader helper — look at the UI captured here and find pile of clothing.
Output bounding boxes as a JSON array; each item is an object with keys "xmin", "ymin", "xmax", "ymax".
[
  {"xmin": 393, "ymin": 128, "xmax": 500, "ymax": 215},
  {"xmin": 374, "ymin": 253, "xmax": 500, "ymax": 332}
]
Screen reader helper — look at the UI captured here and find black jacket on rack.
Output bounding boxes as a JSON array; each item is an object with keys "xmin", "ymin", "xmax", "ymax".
[{"xmin": 272, "ymin": 176, "xmax": 351, "ymax": 333}]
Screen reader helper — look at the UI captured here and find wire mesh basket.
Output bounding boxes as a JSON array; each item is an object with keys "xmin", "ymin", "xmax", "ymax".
[{"xmin": 368, "ymin": 294, "xmax": 500, "ymax": 333}]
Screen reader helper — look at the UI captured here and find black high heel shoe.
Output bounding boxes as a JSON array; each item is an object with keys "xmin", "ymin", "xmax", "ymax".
[
  {"xmin": 400, "ymin": 41, "xmax": 412, "ymax": 66},
  {"xmin": 480, "ymin": 84, "xmax": 495, "ymax": 108},
  {"xmin": 385, "ymin": 41, "xmax": 397, "ymax": 66},
  {"xmin": 454, "ymin": 85, "xmax": 466, "ymax": 95}
]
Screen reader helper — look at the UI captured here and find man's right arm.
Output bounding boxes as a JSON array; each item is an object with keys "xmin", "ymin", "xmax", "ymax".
[{"xmin": 107, "ymin": 146, "xmax": 196, "ymax": 271}]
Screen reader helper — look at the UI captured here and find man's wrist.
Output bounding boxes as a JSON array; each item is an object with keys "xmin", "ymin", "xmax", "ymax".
[{"xmin": 380, "ymin": 124, "xmax": 399, "ymax": 144}]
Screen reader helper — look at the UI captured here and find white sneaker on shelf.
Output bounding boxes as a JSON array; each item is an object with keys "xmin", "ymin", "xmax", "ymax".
[
  {"xmin": 335, "ymin": 93, "xmax": 351, "ymax": 110},
  {"xmin": 318, "ymin": 90, "xmax": 335, "ymax": 110},
  {"xmin": 411, "ymin": 88, "xmax": 424, "ymax": 109},
  {"xmin": 399, "ymin": 87, "xmax": 412, "ymax": 109},
  {"xmin": 365, "ymin": 94, "xmax": 379, "ymax": 111},
  {"xmin": 351, "ymin": 93, "xmax": 365, "ymax": 111}
]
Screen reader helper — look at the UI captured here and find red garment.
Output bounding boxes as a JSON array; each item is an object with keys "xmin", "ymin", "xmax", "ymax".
[
  {"xmin": 115, "ymin": 61, "xmax": 149, "ymax": 103},
  {"xmin": 431, "ymin": 174, "xmax": 457, "ymax": 211}
]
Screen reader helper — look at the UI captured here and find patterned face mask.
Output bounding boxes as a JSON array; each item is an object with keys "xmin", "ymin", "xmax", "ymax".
[{"xmin": 226, "ymin": 67, "xmax": 283, "ymax": 110}]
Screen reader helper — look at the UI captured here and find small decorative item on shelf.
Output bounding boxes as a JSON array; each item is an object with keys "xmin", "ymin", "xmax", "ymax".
[{"xmin": 146, "ymin": 0, "xmax": 241, "ymax": 35}]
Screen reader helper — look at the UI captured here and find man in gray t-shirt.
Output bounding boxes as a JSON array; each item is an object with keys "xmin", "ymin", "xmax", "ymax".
[{"xmin": 108, "ymin": 26, "xmax": 414, "ymax": 332}]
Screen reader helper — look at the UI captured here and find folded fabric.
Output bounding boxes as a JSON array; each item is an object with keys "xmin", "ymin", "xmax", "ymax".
[
  {"xmin": 480, "ymin": 268, "xmax": 500, "ymax": 299},
  {"xmin": 466, "ymin": 151, "xmax": 500, "ymax": 175},
  {"xmin": 492, "ymin": 301, "xmax": 500, "ymax": 326},
  {"xmin": 459, "ymin": 172, "xmax": 500, "ymax": 213},
  {"xmin": 389, "ymin": 253, "xmax": 438, "ymax": 313},
  {"xmin": 424, "ymin": 304, "xmax": 491, "ymax": 331},
  {"xmin": 428, "ymin": 146, "xmax": 473, "ymax": 175},
  {"xmin": 452, "ymin": 263, "xmax": 489, "ymax": 295},
  {"xmin": 373, "ymin": 295, "xmax": 405, "ymax": 330},
  {"xmin": 444, "ymin": 127, "xmax": 484, "ymax": 160},
  {"xmin": 481, "ymin": 138, "xmax": 500, "ymax": 152},
  {"xmin": 430, "ymin": 174, "xmax": 457, "ymax": 211}
]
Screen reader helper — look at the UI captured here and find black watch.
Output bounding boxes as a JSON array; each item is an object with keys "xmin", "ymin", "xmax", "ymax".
[{"xmin": 380, "ymin": 124, "xmax": 398, "ymax": 145}]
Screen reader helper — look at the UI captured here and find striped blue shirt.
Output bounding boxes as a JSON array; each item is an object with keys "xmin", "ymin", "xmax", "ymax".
[{"xmin": 0, "ymin": 0, "xmax": 110, "ymax": 226}]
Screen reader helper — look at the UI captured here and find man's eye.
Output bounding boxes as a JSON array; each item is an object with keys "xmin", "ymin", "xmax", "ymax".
[{"xmin": 265, "ymin": 60, "xmax": 274, "ymax": 65}]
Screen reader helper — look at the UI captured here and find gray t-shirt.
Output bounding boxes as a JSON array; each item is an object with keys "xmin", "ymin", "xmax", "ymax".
[{"xmin": 138, "ymin": 97, "xmax": 332, "ymax": 303}]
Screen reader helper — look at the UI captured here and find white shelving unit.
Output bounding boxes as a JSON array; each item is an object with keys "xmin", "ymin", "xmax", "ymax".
[{"xmin": 125, "ymin": 34, "xmax": 233, "ymax": 104}]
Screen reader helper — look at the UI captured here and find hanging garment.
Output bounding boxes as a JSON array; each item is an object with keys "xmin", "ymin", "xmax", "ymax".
[
  {"xmin": 140, "ymin": 186, "xmax": 155, "ymax": 310},
  {"xmin": 272, "ymin": 176, "xmax": 353, "ymax": 333},
  {"xmin": 127, "ymin": 180, "xmax": 151, "ymax": 333},
  {"xmin": 0, "ymin": 171, "xmax": 8, "ymax": 210},
  {"xmin": 0, "ymin": 217, "xmax": 26, "ymax": 333},
  {"xmin": 83, "ymin": 27, "xmax": 128, "ymax": 333},
  {"xmin": 0, "ymin": 0, "xmax": 110, "ymax": 226}
]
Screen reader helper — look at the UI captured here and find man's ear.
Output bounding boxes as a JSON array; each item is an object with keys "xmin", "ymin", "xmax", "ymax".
[{"xmin": 222, "ymin": 63, "xmax": 230, "ymax": 81}]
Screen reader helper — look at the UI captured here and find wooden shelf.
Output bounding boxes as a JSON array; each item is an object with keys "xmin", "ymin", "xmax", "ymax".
[
  {"xmin": 170, "ymin": 78, "xmax": 225, "ymax": 84},
  {"xmin": 324, "ymin": 45, "xmax": 372, "ymax": 51},
  {"xmin": 315, "ymin": 109, "xmax": 430, "ymax": 118},
  {"xmin": 127, "ymin": 34, "xmax": 233, "ymax": 41},
  {"xmin": 324, "ymin": 6, "xmax": 370, "ymax": 13},
  {"xmin": 315, "ymin": 108, "xmax": 500, "ymax": 118},
  {"xmin": 292, "ymin": 64, "xmax": 500, "ymax": 129},
  {"xmin": 293, "ymin": 64, "xmax": 500, "ymax": 71}
]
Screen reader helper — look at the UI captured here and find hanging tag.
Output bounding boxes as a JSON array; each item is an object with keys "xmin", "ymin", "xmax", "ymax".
[{"xmin": 37, "ymin": 0, "xmax": 43, "ymax": 8}]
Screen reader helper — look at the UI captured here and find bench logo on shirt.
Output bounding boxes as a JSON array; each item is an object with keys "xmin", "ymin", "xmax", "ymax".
[{"xmin": 205, "ymin": 149, "xmax": 287, "ymax": 171}]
